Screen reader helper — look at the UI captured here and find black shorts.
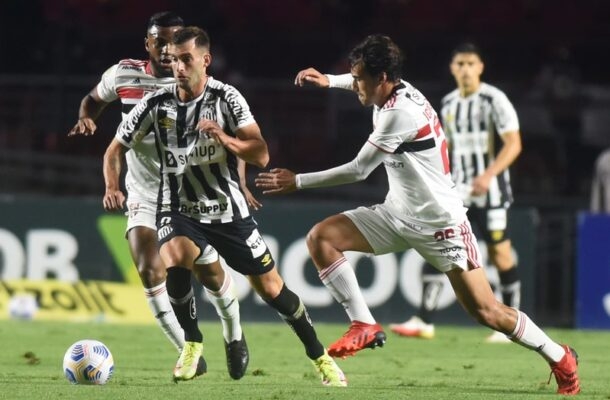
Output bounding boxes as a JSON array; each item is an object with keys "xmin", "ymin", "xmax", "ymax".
[
  {"xmin": 157, "ymin": 211, "xmax": 275, "ymax": 275},
  {"xmin": 466, "ymin": 206, "xmax": 511, "ymax": 244}
]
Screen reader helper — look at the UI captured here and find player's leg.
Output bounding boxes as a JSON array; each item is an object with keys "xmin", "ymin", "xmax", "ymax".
[
  {"xmin": 481, "ymin": 207, "xmax": 521, "ymax": 342},
  {"xmin": 202, "ymin": 216, "xmax": 345, "ymax": 386},
  {"xmin": 157, "ymin": 213, "xmax": 208, "ymax": 381},
  {"xmin": 192, "ymin": 250, "xmax": 247, "ymax": 380},
  {"xmin": 126, "ymin": 207, "xmax": 184, "ymax": 352},
  {"xmin": 248, "ymin": 268, "xmax": 346, "ymax": 387},
  {"xmin": 306, "ymin": 210, "xmax": 388, "ymax": 357},
  {"xmin": 446, "ymin": 267, "xmax": 580, "ymax": 394}
]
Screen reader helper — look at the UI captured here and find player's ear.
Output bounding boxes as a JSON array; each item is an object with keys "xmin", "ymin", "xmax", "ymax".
[
  {"xmin": 203, "ymin": 53, "xmax": 212, "ymax": 68},
  {"xmin": 144, "ymin": 36, "xmax": 150, "ymax": 52}
]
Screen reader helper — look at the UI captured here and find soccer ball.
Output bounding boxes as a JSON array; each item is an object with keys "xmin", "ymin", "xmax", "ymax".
[
  {"xmin": 8, "ymin": 293, "xmax": 38, "ymax": 320},
  {"xmin": 62, "ymin": 339, "xmax": 114, "ymax": 385}
]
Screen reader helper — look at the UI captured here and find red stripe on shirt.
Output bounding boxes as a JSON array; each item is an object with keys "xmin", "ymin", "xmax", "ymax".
[
  {"xmin": 414, "ymin": 124, "xmax": 432, "ymax": 140},
  {"xmin": 117, "ymin": 87, "xmax": 146, "ymax": 101}
]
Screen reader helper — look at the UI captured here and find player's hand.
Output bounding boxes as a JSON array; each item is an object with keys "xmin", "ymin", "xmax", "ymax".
[
  {"xmin": 68, "ymin": 118, "xmax": 97, "ymax": 136},
  {"xmin": 294, "ymin": 68, "xmax": 329, "ymax": 88},
  {"xmin": 197, "ymin": 119, "xmax": 229, "ymax": 145},
  {"xmin": 103, "ymin": 189, "xmax": 126, "ymax": 211},
  {"xmin": 255, "ymin": 168, "xmax": 298, "ymax": 194},
  {"xmin": 471, "ymin": 173, "xmax": 492, "ymax": 196},
  {"xmin": 241, "ymin": 184, "xmax": 263, "ymax": 210}
]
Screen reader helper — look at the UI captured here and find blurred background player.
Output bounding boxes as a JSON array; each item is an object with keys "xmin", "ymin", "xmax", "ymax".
[
  {"xmin": 257, "ymin": 34, "xmax": 579, "ymax": 395},
  {"xmin": 68, "ymin": 12, "xmax": 249, "ymax": 379},
  {"xmin": 390, "ymin": 42, "xmax": 523, "ymax": 343}
]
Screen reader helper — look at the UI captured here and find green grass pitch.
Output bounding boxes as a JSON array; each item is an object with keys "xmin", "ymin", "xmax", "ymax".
[{"xmin": 1, "ymin": 320, "xmax": 608, "ymax": 399}]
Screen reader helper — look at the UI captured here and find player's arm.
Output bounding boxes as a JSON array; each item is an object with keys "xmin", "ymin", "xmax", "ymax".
[
  {"xmin": 102, "ymin": 138, "xmax": 128, "ymax": 211},
  {"xmin": 255, "ymin": 142, "xmax": 386, "ymax": 194},
  {"xmin": 294, "ymin": 68, "xmax": 354, "ymax": 90},
  {"xmin": 197, "ymin": 120, "xmax": 269, "ymax": 168},
  {"xmin": 68, "ymin": 87, "xmax": 110, "ymax": 136},
  {"xmin": 471, "ymin": 130, "xmax": 522, "ymax": 195},
  {"xmin": 238, "ymin": 158, "xmax": 262, "ymax": 210}
]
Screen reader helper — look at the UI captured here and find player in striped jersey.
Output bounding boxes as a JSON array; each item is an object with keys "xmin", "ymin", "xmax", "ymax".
[
  {"xmin": 69, "ymin": 12, "xmax": 249, "ymax": 380},
  {"xmin": 257, "ymin": 35, "xmax": 579, "ymax": 395},
  {"xmin": 390, "ymin": 43, "xmax": 523, "ymax": 343},
  {"xmin": 103, "ymin": 26, "xmax": 347, "ymax": 386}
]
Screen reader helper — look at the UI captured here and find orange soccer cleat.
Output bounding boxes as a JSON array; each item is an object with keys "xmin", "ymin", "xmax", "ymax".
[
  {"xmin": 327, "ymin": 321, "xmax": 386, "ymax": 358},
  {"xmin": 549, "ymin": 345, "xmax": 580, "ymax": 395}
]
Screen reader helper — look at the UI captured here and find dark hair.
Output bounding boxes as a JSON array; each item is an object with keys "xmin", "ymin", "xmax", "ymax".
[
  {"xmin": 147, "ymin": 11, "xmax": 184, "ymax": 31},
  {"xmin": 172, "ymin": 26, "xmax": 211, "ymax": 49},
  {"xmin": 348, "ymin": 34, "xmax": 403, "ymax": 81},
  {"xmin": 451, "ymin": 42, "xmax": 483, "ymax": 60}
]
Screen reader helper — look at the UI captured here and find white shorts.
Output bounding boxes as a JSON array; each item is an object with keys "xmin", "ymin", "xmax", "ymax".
[
  {"xmin": 343, "ymin": 204, "xmax": 483, "ymax": 273},
  {"xmin": 126, "ymin": 198, "xmax": 219, "ymax": 265}
]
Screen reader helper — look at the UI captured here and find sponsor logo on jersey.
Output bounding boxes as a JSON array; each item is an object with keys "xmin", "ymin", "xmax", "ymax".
[
  {"xmin": 179, "ymin": 202, "xmax": 228, "ymax": 215},
  {"xmin": 384, "ymin": 160, "xmax": 405, "ymax": 169}
]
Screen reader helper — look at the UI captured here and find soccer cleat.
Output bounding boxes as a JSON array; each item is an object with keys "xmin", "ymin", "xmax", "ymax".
[
  {"xmin": 327, "ymin": 321, "xmax": 386, "ymax": 358},
  {"xmin": 389, "ymin": 316, "xmax": 435, "ymax": 339},
  {"xmin": 224, "ymin": 334, "xmax": 249, "ymax": 380},
  {"xmin": 485, "ymin": 330, "xmax": 512, "ymax": 343},
  {"xmin": 173, "ymin": 341, "xmax": 204, "ymax": 382},
  {"xmin": 311, "ymin": 350, "xmax": 347, "ymax": 387},
  {"xmin": 549, "ymin": 345, "xmax": 580, "ymax": 395}
]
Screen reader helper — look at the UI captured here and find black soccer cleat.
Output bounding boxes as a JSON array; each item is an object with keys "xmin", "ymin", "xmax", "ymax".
[
  {"xmin": 195, "ymin": 356, "xmax": 207, "ymax": 376},
  {"xmin": 224, "ymin": 334, "xmax": 249, "ymax": 380}
]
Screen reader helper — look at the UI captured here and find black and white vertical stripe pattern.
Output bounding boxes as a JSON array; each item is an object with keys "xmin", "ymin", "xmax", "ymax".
[
  {"xmin": 116, "ymin": 77, "xmax": 255, "ymax": 223},
  {"xmin": 440, "ymin": 83, "xmax": 519, "ymax": 208}
]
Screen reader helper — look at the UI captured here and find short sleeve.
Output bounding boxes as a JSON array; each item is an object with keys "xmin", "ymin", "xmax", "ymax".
[
  {"xmin": 368, "ymin": 109, "xmax": 419, "ymax": 153},
  {"xmin": 491, "ymin": 91, "xmax": 520, "ymax": 134},
  {"xmin": 96, "ymin": 64, "xmax": 120, "ymax": 103}
]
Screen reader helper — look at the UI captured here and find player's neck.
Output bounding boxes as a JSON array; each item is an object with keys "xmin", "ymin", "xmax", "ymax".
[
  {"xmin": 459, "ymin": 82, "xmax": 480, "ymax": 97},
  {"xmin": 178, "ymin": 76, "xmax": 209, "ymax": 102}
]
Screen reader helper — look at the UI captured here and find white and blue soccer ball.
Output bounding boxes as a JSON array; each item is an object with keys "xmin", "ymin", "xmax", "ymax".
[
  {"xmin": 8, "ymin": 293, "xmax": 38, "ymax": 320},
  {"xmin": 62, "ymin": 339, "xmax": 114, "ymax": 385}
]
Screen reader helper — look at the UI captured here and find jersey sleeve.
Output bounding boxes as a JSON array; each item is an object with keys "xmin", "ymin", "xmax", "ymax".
[
  {"xmin": 326, "ymin": 74, "xmax": 353, "ymax": 90},
  {"xmin": 220, "ymin": 84, "xmax": 256, "ymax": 132},
  {"xmin": 115, "ymin": 92, "xmax": 155, "ymax": 148},
  {"xmin": 491, "ymin": 91, "xmax": 520, "ymax": 135},
  {"xmin": 368, "ymin": 108, "xmax": 419, "ymax": 153},
  {"xmin": 96, "ymin": 64, "xmax": 120, "ymax": 103},
  {"xmin": 297, "ymin": 141, "xmax": 386, "ymax": 189}
]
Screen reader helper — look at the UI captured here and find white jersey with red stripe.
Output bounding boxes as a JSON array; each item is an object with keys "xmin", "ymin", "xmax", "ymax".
[
  {"xmin": 96, "ymin": 59, "xmax": 175, "ymax": 202},
  {"xmin": 369, "ymin": 80, "xmax": 467, "ymax": 226},
  {"xmin": 300, "ymin": 75, "xmax": 467, "ymax": 227}
]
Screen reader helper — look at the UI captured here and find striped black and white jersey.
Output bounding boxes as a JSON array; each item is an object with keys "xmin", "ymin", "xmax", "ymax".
[
  {"xmin": 96, "ymin": 59, "xmax": 175, "ymax": 203},
  {"xmin": 440, "ymin": 82, "xmax": 519, "ymax": 208},
  {"xmin": 115, "ymin": 77, "xmax": 255, "ymax": 223}
]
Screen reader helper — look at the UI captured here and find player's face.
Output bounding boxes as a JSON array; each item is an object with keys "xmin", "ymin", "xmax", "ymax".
[
  {"xmin": 350, "ymin": 62, "xmax": 382, "ymax": 107},
  {"xmin": 145, "ymin": 25, "xmax": 182, "ymax": 78},
  {"xmin": 169, "ymin": 39, "xmax": 211, "ymax": 93},
  {"xmin": 450, "ymin": 53, "xmax": 484, "ymax": 94}
]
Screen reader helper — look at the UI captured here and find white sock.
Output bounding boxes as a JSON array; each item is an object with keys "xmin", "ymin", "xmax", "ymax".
[
  {"xmin": 318, "ymin": 257, "xmax": 376, "ymax": 324},
  {"xmin": 204, "ymin": 273, "xmax": 242, "ymax": 343},
  {"xmin": 144, "ymin": 282, "xmax": 184, "ymax": 352},
  {"xmin": 510, "ymin": 309, "xmax": 566, "ymax": 363}
]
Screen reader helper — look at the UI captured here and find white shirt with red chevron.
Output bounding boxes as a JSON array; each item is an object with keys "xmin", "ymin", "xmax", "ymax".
[
  {"xmin": 96, "ymin": 59, "xmax": 175, "ymax": 202},
  {"xmin": 298, "ymin": 75, "xmax": 467, "ymax": 226}
]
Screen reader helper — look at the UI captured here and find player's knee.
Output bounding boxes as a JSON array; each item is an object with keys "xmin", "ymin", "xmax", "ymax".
[{"xmin": 305, "ymin": 222, "xmax": 328, "ymax": 251}]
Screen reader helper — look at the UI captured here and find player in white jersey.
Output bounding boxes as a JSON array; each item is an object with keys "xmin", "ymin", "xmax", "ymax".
[
  {"xmin": 256, "ymin": 35, "xmax": 579, "ymax": 395},
  {"xmin": 103, "ymin": 26, "xmax": 347, "ymax": 386},
  {"xmin": 390, "ymin": 43, "xmax": 523, "ymax": 344},
  {"xmin": 68, "ymin": 12, "xmax": 249, "ymax": 380}
]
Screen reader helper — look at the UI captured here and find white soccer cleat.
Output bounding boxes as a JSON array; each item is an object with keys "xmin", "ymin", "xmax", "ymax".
[{"xmin": 389, "ymin": 316, "xmax": 435, "ymax": 339}]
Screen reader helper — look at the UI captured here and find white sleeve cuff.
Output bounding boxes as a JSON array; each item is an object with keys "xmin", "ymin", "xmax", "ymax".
[
  {"xmin": 295, "ymin": 174, "xmax": 303, "ymax": 190},
  {"xmin": 325, "ymin": 73, "xmax": 353, "ymax": 90}
]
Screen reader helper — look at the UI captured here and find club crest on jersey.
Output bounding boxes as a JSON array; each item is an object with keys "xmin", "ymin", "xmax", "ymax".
[{"xmin": 158, "ymin": 116, "xmax": 174, "ymax": 130}]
